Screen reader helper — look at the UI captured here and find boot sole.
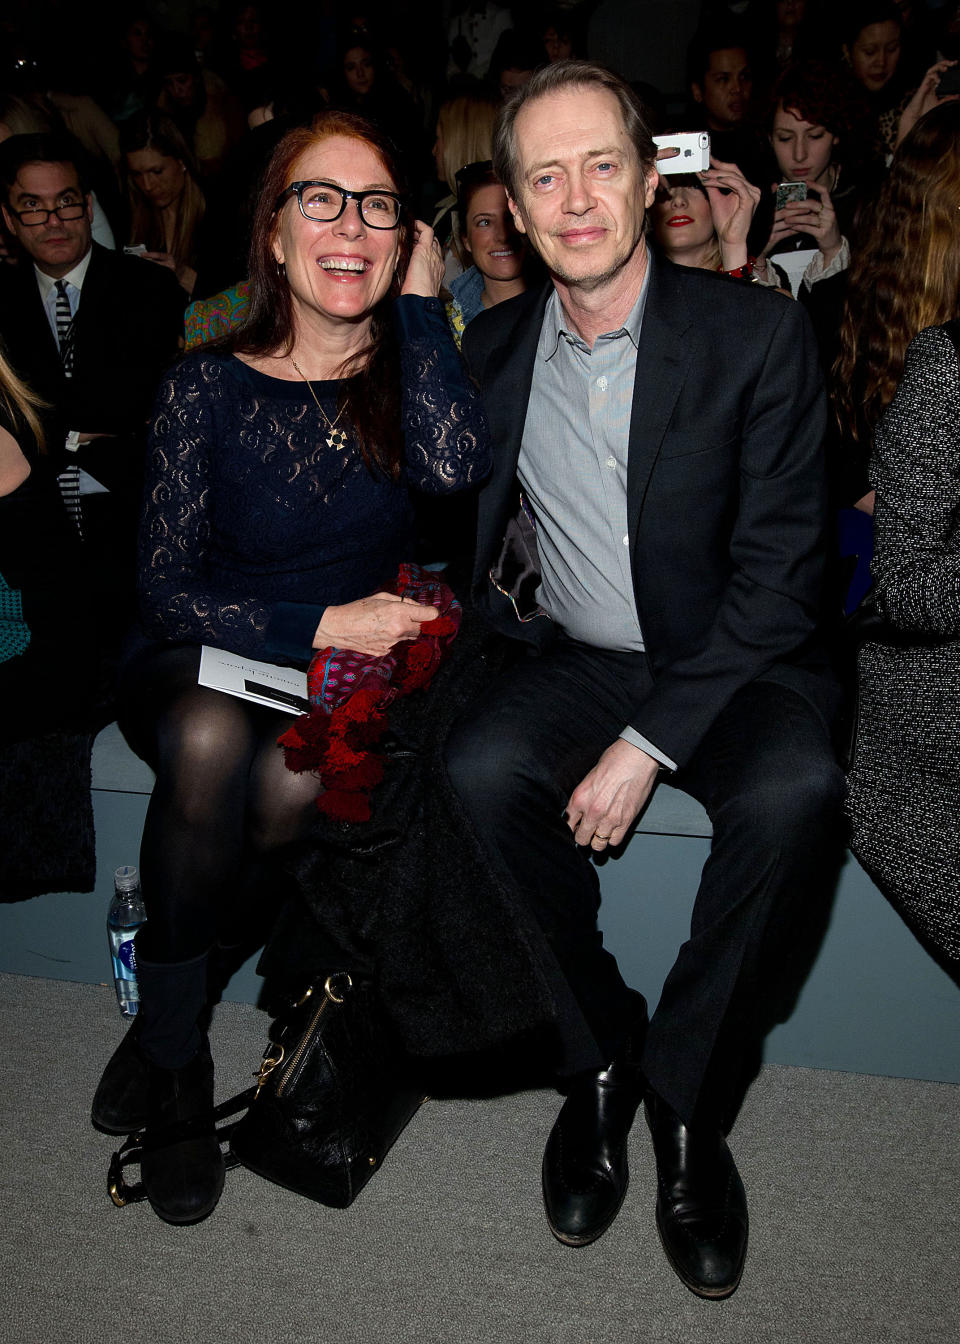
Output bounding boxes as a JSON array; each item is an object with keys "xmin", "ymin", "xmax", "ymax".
[{"xmin": 91, "ymin": 1110, "xmax": 149, "ymax": 1137}]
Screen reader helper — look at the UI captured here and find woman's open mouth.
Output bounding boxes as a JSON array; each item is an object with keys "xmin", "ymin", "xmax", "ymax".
[{"xmin": 317, "ymin": 257, "xmax": 370, "ymax": 274}]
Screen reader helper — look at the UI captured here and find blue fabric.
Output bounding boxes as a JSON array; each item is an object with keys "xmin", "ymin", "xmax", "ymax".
[
  {"xmin": 139, "ymin": 296, "xmax": 490, "ymax": 663},
  {"xmin": 448, "ymin": 268, "xmax": 486, "ymax": 329},
  {"xmin": 837, "ymin": 507, "xmax": 875, "ymax": 615}
]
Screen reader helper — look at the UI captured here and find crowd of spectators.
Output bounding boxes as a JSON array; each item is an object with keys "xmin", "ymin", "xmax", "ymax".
[{"xmin": 2, "ymin": 0, "xmax": 960, "ymax": 736}]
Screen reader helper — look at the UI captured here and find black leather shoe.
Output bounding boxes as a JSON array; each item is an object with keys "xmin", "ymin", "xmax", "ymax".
[
  {"xmin": 644, "ymin": 1091, "xmax": 748, "ymax": 1299},
  {"xmin": 91, "ymin": 1018, "xmax": 153, "ymax": 1135},
  {"xmin": 542, "ymin": 996, "xmax": 647, "ymax": 1247},
  {"xmin": 140, "ymin": 1047, "xmax": 225, "ymax": 1226}
]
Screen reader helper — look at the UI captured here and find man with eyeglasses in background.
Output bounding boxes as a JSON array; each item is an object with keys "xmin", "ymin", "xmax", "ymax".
[{"xmin": 0, "ymin": 133, "xmax": 186, "ymax": 675}]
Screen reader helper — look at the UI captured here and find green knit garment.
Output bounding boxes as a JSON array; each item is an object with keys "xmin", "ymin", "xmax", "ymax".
[{"xmin": 0, "ymin": 570, "xmax": 30, "ymax": 663}]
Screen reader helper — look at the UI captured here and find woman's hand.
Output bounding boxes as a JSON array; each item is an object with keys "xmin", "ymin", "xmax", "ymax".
[
  {"xmin": 698, "ymin": 158, "xmax": 760, "ymax": 271},
  {"xmin": 141, "ymin": 250, "xmax": 197, "ymax": 296},
  {"xmin": 896, "ymin": 60, "xmax": 958, "ymax": 147},
  {"xmin": 400, "ymin": 220, "xmax": 444, "ymax": 298},
  {"xmin": 761, "ymin": 182, "xmax": 842, "ymax": 266},
  {"xmin": 312, "ymin": 592, "xmax": 438, "ymax": 656}
]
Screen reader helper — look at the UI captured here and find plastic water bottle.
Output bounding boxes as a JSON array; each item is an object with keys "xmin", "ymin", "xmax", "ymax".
[{"xmin": 107, "ymin": 865, "xmax": 147, "ymax": 1018}]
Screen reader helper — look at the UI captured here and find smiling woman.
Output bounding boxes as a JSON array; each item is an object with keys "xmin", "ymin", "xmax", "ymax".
[
  {"xmin": 90, "ymin": 110, "xmax": 490, "ymax": 1228},
  {"xmin": 446, "ymin": 162, "xmax": 530, "ymax": 342}
]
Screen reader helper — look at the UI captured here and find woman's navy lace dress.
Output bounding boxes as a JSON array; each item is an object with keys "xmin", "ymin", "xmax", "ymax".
[{"xmin": 138, "ymin": 296, "xmax": 489, "ymax": 662}]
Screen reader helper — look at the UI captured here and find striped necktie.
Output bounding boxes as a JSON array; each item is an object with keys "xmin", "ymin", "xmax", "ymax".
[
  {"xmin": 54, "ymin": 279, "xmax": 82, "ymax": 534},
  {"xmin": 55, "ymin": 279, "xmax": 75, "ymax": 375}
]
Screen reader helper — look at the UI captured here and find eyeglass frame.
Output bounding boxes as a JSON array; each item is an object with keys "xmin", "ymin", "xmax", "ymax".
[
  {"xmin": 276, "ymin": 180, "xmax": 404, "ymax": 230},
  {"xmin": 6, "ymin": 198, "xmax": 89, "ymax": 228}
]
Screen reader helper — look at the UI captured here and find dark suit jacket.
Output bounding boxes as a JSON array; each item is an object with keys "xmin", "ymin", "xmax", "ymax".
[
  {"xmin": 0, "ymin": 243, "xmax": 186, "ymax": 492},
  {"xmin": 461, "ymin": 251, "xmax": 837, "ymax": 768}
]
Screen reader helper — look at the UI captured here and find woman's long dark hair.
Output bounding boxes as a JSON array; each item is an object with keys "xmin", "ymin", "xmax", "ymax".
[
  {"xmin": 229, "ymin": 111, "xmax": 412, "ymax": 479},
  {"xmin": 832, "ymin": 101, "xmax": 960, "ymax": 449}
]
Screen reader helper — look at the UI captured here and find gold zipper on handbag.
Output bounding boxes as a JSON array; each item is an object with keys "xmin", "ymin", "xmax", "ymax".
[{"xmin": 251, "ymin": 974, "xmax": 353, "ymax": 1100}]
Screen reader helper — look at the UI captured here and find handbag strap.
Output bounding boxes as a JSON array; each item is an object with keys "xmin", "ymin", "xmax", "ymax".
[{"xmin": 106, "ymin": 1089, "xmax": 254, "ymax": 1208}]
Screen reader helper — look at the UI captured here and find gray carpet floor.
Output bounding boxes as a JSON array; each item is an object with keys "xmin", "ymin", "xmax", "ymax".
[{"xmin": 1, "ymin": 972, "xmax": 957, "ymax": 1344}]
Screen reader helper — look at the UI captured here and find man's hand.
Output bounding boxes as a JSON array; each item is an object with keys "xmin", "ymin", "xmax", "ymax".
[{"xmin": 565, "ymin": 738, "xmax": 661, "ymax": 851}]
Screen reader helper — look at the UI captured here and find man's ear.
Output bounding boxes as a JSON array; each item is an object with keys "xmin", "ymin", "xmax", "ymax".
[
  {"xmin": 507, "ymin": 193, "xmax": 527, "ymax": 236},
  {"xmin": 84, "ymin": 192, "xmax": 93, "ymax": 224},
  {"xmin": 1, "ymin": 204, "xmax": 13, "ymax": 233},
  {"xmin": 691, "ymin": 82, "xmax": 704, "ymax": 105},
  {"xmin": 642, "ymin": 167, "xmax": 660, "ymax": 209}
]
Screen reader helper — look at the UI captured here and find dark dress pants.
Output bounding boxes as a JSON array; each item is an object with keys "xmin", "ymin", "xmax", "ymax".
[{"xmin": 444, "ymin": 638, "xmax": 845, "ymax": 1129}]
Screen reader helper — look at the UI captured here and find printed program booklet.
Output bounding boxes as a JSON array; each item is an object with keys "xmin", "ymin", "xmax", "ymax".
[{"xmin": 198, "ymin": 646, "xmax": 310, "ymax": 715}]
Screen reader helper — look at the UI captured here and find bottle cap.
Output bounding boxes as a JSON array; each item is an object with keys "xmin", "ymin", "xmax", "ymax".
[{"xmin": 114, "ymin": 865, "xmax": 140, "ymax": 893}]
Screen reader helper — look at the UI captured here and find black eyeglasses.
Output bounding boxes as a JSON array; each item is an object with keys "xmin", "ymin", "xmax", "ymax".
[
  {"xmin": 277, "ymin": 180, "xmax": 402, "ymax": 229},
  {"xmin": 8, "ymin": 199, "xmax": 87, "ymax": 227}
]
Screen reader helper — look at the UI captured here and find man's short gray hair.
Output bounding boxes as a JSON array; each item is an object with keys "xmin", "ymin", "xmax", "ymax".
[{"xmin": 492, "ymin": 60, "xmax": 657, "ymax": 201}]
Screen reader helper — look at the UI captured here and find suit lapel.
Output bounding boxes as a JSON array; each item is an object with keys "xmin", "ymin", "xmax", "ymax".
[
  {"xmin": 20, "ymin": 265, "xmax": 61, "ymax": 367},
  {"xmin": 626, "ymin": 253, "xmax": 696, "ymax": 533},
  {"xmin": 475, "ymin": 284, "xmax": 551, "ymax": 563},
  {"xmin": 69, "ymin": 243, "xmax": 107, "ymax": 377}
]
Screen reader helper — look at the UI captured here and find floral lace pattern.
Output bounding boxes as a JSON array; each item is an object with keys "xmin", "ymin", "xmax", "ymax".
[{"xmin": 140, "ymin": 305, "xmax": 489, "ymax": 658}]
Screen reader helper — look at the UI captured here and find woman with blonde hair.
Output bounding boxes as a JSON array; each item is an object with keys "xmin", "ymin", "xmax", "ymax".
[
  {"xmin": 832, "ymin": 99, "xmax": 960, "ymax": 511},
  {"xmin": 431, "ymin": 92, "xmax": 498, "ymax": 279},
  {"xmin": 0, "ymin": 346, "xmax": 93, "ymax": 740}
]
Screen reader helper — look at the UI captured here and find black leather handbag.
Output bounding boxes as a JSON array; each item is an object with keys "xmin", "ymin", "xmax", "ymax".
[{"xmin": 229, "ymin": 972, "xmax": 426, "ymax": 1208}]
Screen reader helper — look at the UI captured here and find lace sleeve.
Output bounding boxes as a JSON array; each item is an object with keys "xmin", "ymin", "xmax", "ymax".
[
  {"xmin": 396, "ymin": 296, "xmax": 491, "ymax": 494},
  {"xmin": 139, "ymin": 362, "xmax": 272, "ymax": 654}
]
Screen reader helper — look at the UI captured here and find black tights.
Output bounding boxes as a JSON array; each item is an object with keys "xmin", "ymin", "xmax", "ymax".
[{"xmin": 119, "ymin": 644, "xmax": 321, "ymax": 964}]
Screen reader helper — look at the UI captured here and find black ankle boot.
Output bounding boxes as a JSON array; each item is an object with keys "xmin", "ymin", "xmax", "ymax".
[
  {"xmin": 91, "ymin": 1017, "xmax": 152, "ymax": 1134},
  {"xmin": 140, "ymin": 1042, "xmax": 225, "ymax": 1226},
  {"xmin": 541, "ymin": 993, "xmax": 648, "ymax": 1247},
  {"xmin": 91, "ymin": 950, "xmax": 211, "ymax": 1136},
  {"xmin": 644, "ymin": 1091, "xmax": 748, "ymax": 1299}
]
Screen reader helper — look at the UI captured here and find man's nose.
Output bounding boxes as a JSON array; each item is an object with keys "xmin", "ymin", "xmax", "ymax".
[{"xmin": 563, "ymin": 173, "xmax": 595, "ymax": 213}]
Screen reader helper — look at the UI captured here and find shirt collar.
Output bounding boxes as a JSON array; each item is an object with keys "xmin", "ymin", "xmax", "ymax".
[
  {"xmin": 34, "ymin": 245, "xmax": 94, "ymax": 304},
  {"xmin": 539, "ymin": 254, "xmax": 651, "ymax": 362}
]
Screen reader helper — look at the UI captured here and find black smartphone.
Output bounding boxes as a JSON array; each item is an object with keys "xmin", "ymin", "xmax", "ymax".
[{"xmin": 936, "ymin": 66, "xmax": 960, "ymax": 97}]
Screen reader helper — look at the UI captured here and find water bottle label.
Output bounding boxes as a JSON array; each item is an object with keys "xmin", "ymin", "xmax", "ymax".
[{"xmin": 112, "ymin": 937, "xmax": 137, "ymax": 982}]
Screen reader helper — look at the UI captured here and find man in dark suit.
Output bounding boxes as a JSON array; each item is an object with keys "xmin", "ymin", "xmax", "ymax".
[
  {"xmin": 445, "ymin": 61, "xmax": 843, "ymax": 1299},
  {"xmin": 0, "ymin": 133, "xmax": 186, "ymax": 637}
]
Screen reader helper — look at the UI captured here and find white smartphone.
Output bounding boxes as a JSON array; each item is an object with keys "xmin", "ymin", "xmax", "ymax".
[
  {"xmin": 123, "ymin": 243, "xmax": 147, "ymax": 256},
  {"xmin": 653, "ymin": 132, "xmax": 711, "ymax": 175}
]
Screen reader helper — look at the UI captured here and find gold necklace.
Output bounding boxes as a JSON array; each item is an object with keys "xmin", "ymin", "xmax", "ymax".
[{"xmin": 290, "ymin": 358, "xmax": 349, "ymax": 449}]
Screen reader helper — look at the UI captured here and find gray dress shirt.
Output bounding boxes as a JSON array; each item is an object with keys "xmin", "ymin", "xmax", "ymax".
[{"xmin": 517, "ymin": 273, "xmax": 676, "ymax": 771}]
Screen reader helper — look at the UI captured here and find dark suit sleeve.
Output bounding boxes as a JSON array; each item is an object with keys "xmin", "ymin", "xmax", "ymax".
[{"xmin": 627, "ymin": 299, "xmax": 830, "ymax": 766}]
